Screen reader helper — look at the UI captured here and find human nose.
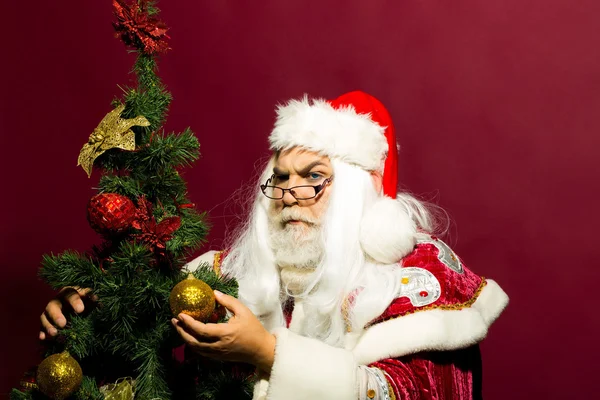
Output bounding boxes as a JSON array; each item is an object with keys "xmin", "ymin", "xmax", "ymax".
[{"xmin": 281, "ymin": 189, "xmax": 298, "ymax": 205}]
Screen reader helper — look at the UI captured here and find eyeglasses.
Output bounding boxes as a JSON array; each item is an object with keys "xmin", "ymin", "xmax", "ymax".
[{"xmin": 260, "ymin": 175, "xmax": 334, "ymax": 200}]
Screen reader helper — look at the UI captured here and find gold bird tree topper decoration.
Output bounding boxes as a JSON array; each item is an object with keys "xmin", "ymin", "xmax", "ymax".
[{"xmin": 77, "ymin": 104, "xmax": 150, "ymax": 177}]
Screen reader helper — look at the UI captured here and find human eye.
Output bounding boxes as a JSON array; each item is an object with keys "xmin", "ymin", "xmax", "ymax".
[{"xmin": 307, "ymin": 172, "xmax": 324, "ymax": 181}]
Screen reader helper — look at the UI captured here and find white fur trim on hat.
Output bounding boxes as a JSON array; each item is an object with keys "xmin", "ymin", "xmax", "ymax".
[
  {"xmin": 360, "ymin": 196, "xmax": 417, "ymax": 264},
  {"xmin": 269, "ymin": 96, "xmax": 388, "ymax": 171}
]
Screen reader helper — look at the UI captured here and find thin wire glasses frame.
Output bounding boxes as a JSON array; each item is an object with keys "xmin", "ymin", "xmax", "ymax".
[{"xmin": 260, "ymin": 175, "xmax": 334, "ymax": 200}]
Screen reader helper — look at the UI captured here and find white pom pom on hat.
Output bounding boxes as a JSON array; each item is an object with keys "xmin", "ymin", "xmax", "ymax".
[
  {"xmin": 269, "ymin": 90, "xmax": 417, "ymax": 263},
  {"xmin": 359, "ymin": 196, "xmax": 417, "ymax": 264}
]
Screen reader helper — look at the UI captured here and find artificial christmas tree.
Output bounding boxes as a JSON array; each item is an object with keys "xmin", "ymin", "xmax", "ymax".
[{"xmin": 11, "ymin": 1, "xmax": 252, "ymax": 399}]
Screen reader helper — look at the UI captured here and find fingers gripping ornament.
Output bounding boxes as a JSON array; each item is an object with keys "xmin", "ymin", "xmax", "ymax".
[
  {"xmin": 36, "ymin": 351, "xmax": 83, "ymax": 400},
  {"xmin": 169, "ymin": 275, "xmax": 216, "ymax": 321}
]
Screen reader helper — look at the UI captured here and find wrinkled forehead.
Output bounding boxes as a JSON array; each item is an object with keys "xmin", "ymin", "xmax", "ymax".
[{"xmin": 274, "ymin": 147, "xmax": 332, "ymax": 170}]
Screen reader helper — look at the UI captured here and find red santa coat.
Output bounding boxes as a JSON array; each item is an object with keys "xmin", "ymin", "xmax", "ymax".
[
  {"xmin": 354, "ymin": 236, "xmax": 501, "ymax": 399},
  {"xmin": 188, "ymin": 235, "xmax": 508, "ymax": 399}
]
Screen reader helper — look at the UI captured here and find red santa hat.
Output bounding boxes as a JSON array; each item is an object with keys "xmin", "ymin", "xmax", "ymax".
[{"xmin": 269, "ymin": 91, "xmax": 417, "ymax": 264}]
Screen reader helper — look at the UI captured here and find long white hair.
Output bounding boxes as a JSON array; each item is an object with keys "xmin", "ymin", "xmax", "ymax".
[{"xmin": 221, "ymin": 155, "xmax": 442, "ymax": 347}]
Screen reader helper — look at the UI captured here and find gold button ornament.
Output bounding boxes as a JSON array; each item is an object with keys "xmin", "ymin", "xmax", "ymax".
[
  {"xmin": 77, "ymin": 104, "xmax": 150, "ymax": 177},
  {"xmin": 169, "ymin": 274, "xmax": 216, "ymax": 321},
  {"xmin": 36, "ymin": 351, "xmax": 83, "ymax": 400}
]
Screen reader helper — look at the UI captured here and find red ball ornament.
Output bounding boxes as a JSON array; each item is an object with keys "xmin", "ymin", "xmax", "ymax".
[{"xmin": 87, "ymin": 193, "xmax": 136, "ymax": 235}]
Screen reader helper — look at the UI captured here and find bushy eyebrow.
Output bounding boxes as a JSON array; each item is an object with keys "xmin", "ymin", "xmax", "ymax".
[{"xmin": 273, "ymin": 160, "xmax": 328, "ymax": 176}]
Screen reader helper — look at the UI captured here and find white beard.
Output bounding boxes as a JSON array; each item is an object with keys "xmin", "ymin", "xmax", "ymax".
[{"xmin": 268, "ymin": 207, "xmax": 325, "ymax": 294}]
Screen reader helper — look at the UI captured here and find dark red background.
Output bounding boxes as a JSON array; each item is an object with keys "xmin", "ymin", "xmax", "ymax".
[{"xmin": 1, "ymin": 1, "xmax": 597, "ymax": 398}]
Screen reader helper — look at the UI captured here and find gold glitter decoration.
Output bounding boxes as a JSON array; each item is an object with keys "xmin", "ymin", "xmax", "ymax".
[
  {"xmin": 20, "ymin": 380, "xmax": 38, "ymax": 391},
  {"xmin": 213, "ymin": 251, "xmax": 224, "ymax": 277},
  {"xmin": 169, "ymin": 274, "xmax": 215, "ymax": 321},
  {"xmin": 36, "ymin": 351, "xmax": 82, "ymax": 400},
  {"xmin": 100, "ymin": 377, "xmax": 135, "ymax": 400},
  {"xmin": 77, "ymin": 104, "xmax": 150, "ymax": 177},
  {"xmin": 388, "ymin": 380, "xmax": 397, "ymax": 400}
]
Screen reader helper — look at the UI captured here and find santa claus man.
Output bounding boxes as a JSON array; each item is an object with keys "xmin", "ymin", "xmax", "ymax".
[
  {"xmin": 41, "ymin": 91, "xmax": 508, "ymax": 399},
  {"xmin": 177, "ymin": 91, "xmax": 508, "ymax": 399}
]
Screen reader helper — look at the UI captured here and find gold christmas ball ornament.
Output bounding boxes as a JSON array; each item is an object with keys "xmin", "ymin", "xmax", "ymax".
[
  {"xmin": 36, "ymin": 351, "xmax": 83, "ymax": 400},
  {"xmin": 170, "ymin": 274, "xmax": 216, "ymax": 321}
]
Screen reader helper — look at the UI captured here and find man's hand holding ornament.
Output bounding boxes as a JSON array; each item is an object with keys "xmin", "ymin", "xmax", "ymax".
[{"xmin": 171, "ymin": 290, "xmax": 276, "ymax": 373}]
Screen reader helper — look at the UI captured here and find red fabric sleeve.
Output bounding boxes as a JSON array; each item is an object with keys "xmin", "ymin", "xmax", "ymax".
[{"xmin": 370, "ymin": 345, "xmax": 482, "ymax": 400}]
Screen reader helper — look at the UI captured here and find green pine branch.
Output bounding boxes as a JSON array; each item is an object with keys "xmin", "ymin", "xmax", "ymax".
[
  {"xmin": 167, "ymin": 210, "xmax": 210, "ymax": 260},
  {"xmin": 39, "ymin": 252, "xmax": 103, "ymax": 290},
  {"xmin": 61, "ymin": 314, "xmax": 98, "ymax": 360},
  {"xmin": 136, "ymin": 128, "xmax": 200, "ymax": 174},
  {"xmin": 123, "ymin": 54, "xmax": 172, "ymax": 134},
  {"xmin": 98, "ymin": 175, "xmax": 144, "ymax": 199},
  {"xmin": 74, "ymin": 376, "xmax": 104, "ymax": 400},
  {"xmin": 132, "ymin": 327, "xmax": 172, "ymax": 399},
  {"xmin": 194, "ymin": 369, "xmax": 254, "ymax": 400},
  {"xmin": 191, "ymin": 264, "xmax": 239, "ymax": 299}
]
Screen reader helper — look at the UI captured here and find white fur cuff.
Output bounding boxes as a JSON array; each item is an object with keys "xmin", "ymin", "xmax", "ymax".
[
  {"xmin": 264, "ymin": 328, "xmax": 358, "ymax": 400},
  {"xmin": 351, "ymin": 279, "xmax": 509, "ymax": 365}
]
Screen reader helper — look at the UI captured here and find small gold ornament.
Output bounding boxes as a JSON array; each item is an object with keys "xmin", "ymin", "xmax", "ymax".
[
  {"xmin": 36, "ymin": 351, "xmax": 83, "ymax": 400},
  {"xmin": 77, "ymin": 104, "xmax": 150, "ymax": 177},
  {"xmin": 169, "ymin": 274, "xmax": 215, "ymax": 321}
]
